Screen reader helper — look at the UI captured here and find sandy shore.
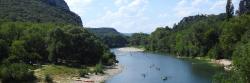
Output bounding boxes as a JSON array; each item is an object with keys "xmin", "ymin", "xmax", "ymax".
[
  {"xmin": 117, "ymin": 47, "xmax": 144, "ymax": 52},
  {"xmin": 211, "ymin": 59, "xmax": 232, "ymax": 66},
  {"xmin": 211, "ymin": 59, "xmax": 232, "ymax": 70},
  {"xmin": 71, "ymin": 64, "xmax": 123, "ymax": 83}
]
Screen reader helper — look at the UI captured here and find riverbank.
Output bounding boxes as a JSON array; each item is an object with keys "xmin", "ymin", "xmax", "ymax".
[
  {"xmin": 121, "ymin": 47, "xmax": 231, "ymax": 70},
  {"xmin": 210, "ymin": 59, "xmax": 232, "ymax": 70},
  {"xmin": 72, "ymin": 64, "xmax": 123, "ymax": 83},
  {"xmin": 34, "ymin": 64, "xmax": 123, "ymax": 83},
  {"xmin": 117, "ymin": 47, "xmax": 145, "ymax": 52},
  {"xmin": 177, "ymin": 56, "xmax": 232, "ymax": 70},
  {"xmin": 190, "ymin": 57, "xmax": 232, "ymax": 70}
]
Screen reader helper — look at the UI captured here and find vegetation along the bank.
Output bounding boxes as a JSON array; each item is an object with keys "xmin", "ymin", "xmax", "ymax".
[
  {"xmin": 128, "ymin": 0, "xmax": 250, "ymax": 83},
  {"xmin": 0, "ymin": 22, "xmax": 117, "ymax": 82},
  {"xmin": 0, "ymin": 0, "xmax": 117, "ymax": 82},
  {"xmin": 86, "ymin": 28, "xmax": 128, "ymax": 48}
]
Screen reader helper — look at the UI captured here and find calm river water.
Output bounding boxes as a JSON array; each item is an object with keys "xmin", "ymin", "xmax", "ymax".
[{"xmin": 106, "ymin": 48, "xmax": 224, "ymax": 83}]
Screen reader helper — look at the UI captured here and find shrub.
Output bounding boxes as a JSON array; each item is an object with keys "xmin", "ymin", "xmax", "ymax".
[
  {"xmin": 102, "ymin": 52, "xmax": 117, "ymax": 66},
  {"xmin": 45, "ymin": 74, "xmax": 53, "ymax": 83},
  {"xmin": 94, "ymin": 64, "xmax": 104, "ymax": 74},
  {"xmin": 0, "ymin": 63, "xmax": 36, "ymax": 83},
  {"xmin": 79, "ymin": 69, "xmax": 89, "ymax": 77}
]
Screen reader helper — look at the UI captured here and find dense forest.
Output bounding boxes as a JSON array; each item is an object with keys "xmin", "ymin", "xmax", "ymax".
[
  {"xmin": 128, "ymin": 33, "xmax": 149, "ymax": 47},
  {"xmin": 87, "ymin": 28, "xmax": 128, "ymax": 48},
  {"xmin": 0, "ymin": 0, "xmax": 82, "ymax": 26},
  {"xmin": 128, "ymin": 0, "xmax": 250, "ymax": 82},
  {"xmin": 143, "ymin": 14, "xmax": 250, "ymax": 83},
  {"xmin": 0, "ymin": 22, "xmax": 117, "ymax": 82},
  {"xmin": 0, "ymin": 0, "xmax": 117, "ymax": 82}
]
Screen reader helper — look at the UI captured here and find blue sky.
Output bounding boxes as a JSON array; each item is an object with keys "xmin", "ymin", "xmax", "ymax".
[{"xmin": 65, "ymin": 0, "xmax": 240, "ymax": 33}]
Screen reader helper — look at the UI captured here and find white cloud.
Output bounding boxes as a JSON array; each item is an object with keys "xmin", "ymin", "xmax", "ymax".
[
  {"xmin": 192, "ymin": 0, "xmax": 208, "ymax": 7},
  {"xmin": 159, "ymin": 13, "xmax": 169, "ymax": 18},
  {"xmin": 86, "ymin": 0, "xmax": 151, "ymax": 33},
  {"xmin": 210, "ymin": 0, "xmax": 239, "ymax": 10},
  {"xmin": 174, "ymin": 0, "xmax": 194, "ymax": 17},
  {"xmin": 113, "ymin": 0, "xmax": 129, "ymax": 6},
  {"xmin": 210, "ymin": 0, "xmax": 226, "ymax": 10},
  {"xmin": 64, "ymin": 0, "xmax": 93, "ymax": 17},
  {"xmin": 174, "ymin": 0, "xmax": 228, "ymax": 17},
  {"xmin": 65, "ymin": 0, "xmax": 92, "ymax": 8}
]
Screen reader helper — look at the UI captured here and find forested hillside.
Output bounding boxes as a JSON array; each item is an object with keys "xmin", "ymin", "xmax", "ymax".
[
  {"xmin": 0, "ymin": 0, "xmax": 82, "ymax": 26},
  {"xmin": 129, "ymin": 33, "xmax": 149, "ymax": 47},
  {"xmin": 0, "ymin": 22, "xmax": 117, "ymax": 82},
  {"xmin": 0, "ymin": 0, "xmax": 117, "ymax": 82},
  {"xmin": 86, "ymin": 28, "xmax": 128, "ymax": 48},
  {"xmin": 130, "ymin": 0, "xmax": 250, "ymax": 82},
  {"xmin": 146, "ymin": 14, "xmax": 228, "ymax": 59}
]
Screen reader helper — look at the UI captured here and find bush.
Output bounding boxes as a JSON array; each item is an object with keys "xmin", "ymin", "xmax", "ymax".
[
  {"xmin": 102, "ymin": 52, "xmax": 118, "ymax": 66},
  {"xmin": 0, "ymin": 40, "xmax": 9, "ymax": 62},
  {"xmin": 45, "ymin": 74, "xmax": 53, "ymax": 83},
  {"xmin": 212, "ymin": 72, "xmax": 244, "ymax": 83},
  {"xmin": 79, "ymin": 69, "xmax": 90, "ymax": 77},
  {"xmin": 0, "ymin": 63, "xmax": 36, "ymax": 83},
  {"xmin": 94, "ymin": 64, "xmax": 104, "ymax": 74},
  {"xmin": 232, "ymin": 42, "xmax": 250, "ymax": 82}
]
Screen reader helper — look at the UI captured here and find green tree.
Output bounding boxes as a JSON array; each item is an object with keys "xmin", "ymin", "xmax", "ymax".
[
  {"xmin": 94, "ymin": 63, "xmax": 104, "ymax": 74},
  {"xmin": 226, "ymin": 0, "xmax": 234, "ymax": 20},
  {"xmin": 0, "ymin": 39, "xmax": 9, "ymax": 62},
  {"xmin": 233, "ymin": 42, "xmax": 250, "ymax": 83},
  {"xmin": 22, "ymin": 28, "xmax": 48, "ymax": 63},
  {"xmin": 129, "ymin": 33, "xmax": 149, "ymax": 47},
  {"xmin": 102, "ymin": 52, "xmax": 117, "ymax": 66},
  {"xmin": 0, "ymin": 63, "xmax": 36, "ymax": 83},
  {"xmin": 8, "ymin": 40, "xmax": 28, "ymax": 63},
  {"xmin": 47, "ymin": 27, "xmax": 112, "ymax": 66}
]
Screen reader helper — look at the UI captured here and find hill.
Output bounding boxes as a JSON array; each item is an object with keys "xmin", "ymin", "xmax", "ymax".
[
  {"xmin": 122, "ymin": 33, "xmax": 133, "ymax": 37},
  {"xmin": 0, "ymin": 1, "xmax": 118, "ymax": 82},
  {"xmin": 86, "ymin": 28, "xmax": 121, "ymax": 36},
  {"xmin": 86, "ymin": 28, "xmax": 128, "ymax": 48},
  {"xmin": 0, "ymin": 0, "xmax": 82, "ymax": 26}
]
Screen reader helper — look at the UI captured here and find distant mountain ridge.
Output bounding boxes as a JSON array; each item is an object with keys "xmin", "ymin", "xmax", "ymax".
[
  {"xmin": 86, "ymin": 27, "xmax": 128, "ymax": 48},
  {"xmin": 122, "ymin": 33, "xmax": 133, "ymax": 37},
  {"xmin": 0, "ymin": 0, "xmax": 82, "ymax": 26},
  {"xmin": 86, "ymin": 27, "xmax": 122, "ymax": 36}
]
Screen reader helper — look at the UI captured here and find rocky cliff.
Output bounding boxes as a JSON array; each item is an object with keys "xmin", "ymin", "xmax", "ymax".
[{"xmin": 0, "ymin": 0, "xmax": 82, "ymax": 26}]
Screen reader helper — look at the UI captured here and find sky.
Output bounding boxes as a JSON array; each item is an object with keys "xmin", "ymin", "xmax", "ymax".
[{"xmin": 65, "ymin": 0, "xmax": 240, "ymax": 33}]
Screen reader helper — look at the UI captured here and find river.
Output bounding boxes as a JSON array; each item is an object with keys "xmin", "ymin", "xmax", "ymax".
[{"xmin": 106, "ymin": 48, "xmax": 224, "ymax": 83}]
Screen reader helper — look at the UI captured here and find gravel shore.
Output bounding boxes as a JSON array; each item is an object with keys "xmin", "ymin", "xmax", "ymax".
[
  {"xmin": 71, "ymin": 64, "xmax": 123, "ymax": 83},
  {"xmin": 117, "ymin": 47, "xmax": 144, "ymax": 52}
]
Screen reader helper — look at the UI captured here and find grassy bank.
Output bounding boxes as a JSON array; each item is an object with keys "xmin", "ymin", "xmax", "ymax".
[
  {"xmin": 34, "ymin": 64, "xmax": 103, "ymax": 83},
  {"xmin": 180, "ymin": 56, "xmax": 223, "ymax": 69},
  {"xmin": 177, "ymin": 56, "xmax": 232, "ymax": 70},
  {"xmin": 34, "ymin": 64, "xmax": 122, "ymax": 83},
  {"xmin": 34, "ymin": 65, "xmax": 81, "ymax": 83}
]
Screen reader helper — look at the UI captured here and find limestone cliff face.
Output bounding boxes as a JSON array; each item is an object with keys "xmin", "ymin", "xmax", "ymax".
[
  {"xmin": 41, "ymin": 0, "xmax": 70, "ymax": 10},
  {"xmin": 239, "ymin": 0, "xmax": 250, "ymax": 15}
]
